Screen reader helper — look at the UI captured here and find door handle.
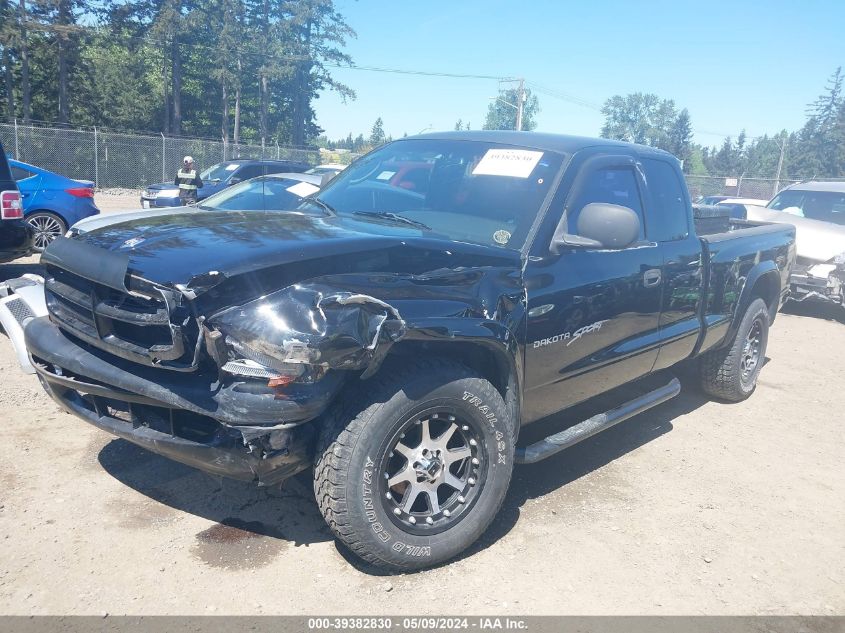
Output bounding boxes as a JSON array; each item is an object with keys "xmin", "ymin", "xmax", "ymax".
[{"xmin": 643, "ymin": 269, "xmax": 662, "ymax": 287}]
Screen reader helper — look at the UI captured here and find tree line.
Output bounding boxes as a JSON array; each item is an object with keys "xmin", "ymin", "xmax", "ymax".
[
  {"xmin": 0, "ymin": 0, "xmax": 355, "ymax": 147},
  {"xmin": 600, "ymin": 68, "xmax": 845, "ymax": 180}
]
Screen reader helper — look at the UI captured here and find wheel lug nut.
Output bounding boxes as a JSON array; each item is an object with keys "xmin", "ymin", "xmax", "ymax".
[
  {"xmin": 443, "ymin": 509, "xmax": 451, "ymax": 517},
  {"xmin": 399, "ymin": 433, "xmax": 405, "ymax": 439},
  {"xmin": 448, "ymin": 415, "xmax": 455, "ymax": 421},
  {"xmin": 468, "ymin": 477, "xmax": 476, "ymax": 485},
  {"xmin": 469, "ymin": 439, "xmax": 477, "ymax": 446},
  {"xmin": 426, "ymin": 517, "xmax": 434, "ymax": 525},
  {"xmin": 472, "ymin": 458, "xmax": 480, "ymax": 465},
  {"xmin": 461, "ymin": 425, "xmax": 468, "ymax": 431},
  {"xmin": 458, "ymin": 495, "xmax": 466, "ymax": 503},
  {"xmin": 393, "ymin": 508, "xmax": 401, "ymax": 516},
  {"xmin": 384, "ymin": 472, "xmax": 389, "ymax": 479},
  {"xmin": 408, "ymin": 516, "xmax": 416, "ymax": 525}
]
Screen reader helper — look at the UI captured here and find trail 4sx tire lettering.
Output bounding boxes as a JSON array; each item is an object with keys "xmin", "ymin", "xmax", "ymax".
[
  {"xmin": 699, "ymin": 297, "xmax": 770, "ymax": 402},
  {"xmin": 313, "ymin": 359, "xmax": 514, "ymax": 570}
]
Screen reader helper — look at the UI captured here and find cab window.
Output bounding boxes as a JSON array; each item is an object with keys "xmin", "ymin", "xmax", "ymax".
[{"xmin": 641, "ymin": 158, "xmax": 689, "ymax": 241}]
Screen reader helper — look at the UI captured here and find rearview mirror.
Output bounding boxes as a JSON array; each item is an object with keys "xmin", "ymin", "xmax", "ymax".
[
  {"xmin": 228, "ymin": 177, "xmax": 242, "ymax": 185},
  {"xmin": 552, "ymin": 202, "xmax": 641, "ymax": 252}
]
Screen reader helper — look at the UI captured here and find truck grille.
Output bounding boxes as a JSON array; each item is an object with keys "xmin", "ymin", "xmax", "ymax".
[{"xmin": 45, "ymin": 264, "xmax": 198, "ymax": 370}]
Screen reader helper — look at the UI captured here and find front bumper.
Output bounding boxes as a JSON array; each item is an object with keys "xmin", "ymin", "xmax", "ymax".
[
  {"xmin": 24, "ymin": 316, "xmax": 343, "ymax": 483},
  {"xmin": 790, "ymin": 267, "xmax": 844, "ymax": 306}
]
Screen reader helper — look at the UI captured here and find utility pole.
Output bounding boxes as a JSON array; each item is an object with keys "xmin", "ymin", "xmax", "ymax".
[
  {"xmin": 773, "ymin": 136, "xmax": 788, "ymax": 197},
  {"xmin": 516, "ymin": 78, "xmax": 525, "ymax": 131}
]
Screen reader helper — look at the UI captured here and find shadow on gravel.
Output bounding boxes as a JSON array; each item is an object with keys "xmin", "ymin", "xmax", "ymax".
[
  {"xmin": 97, "ymin": 439, "xmax": 332, "ymax": 554},
  {"xmin": 98, "ymin": 373, "xmax": 714, "ymax": 576},
  {"xmin": 781, "ymin": 300, "xmax": 845, "ymax": 324}
]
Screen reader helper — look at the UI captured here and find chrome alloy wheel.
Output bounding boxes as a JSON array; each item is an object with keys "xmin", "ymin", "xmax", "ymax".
[
  {"xmin": 27, "ymin": 214, "xmax": 66, "ymax": 250},
  {"xmin": 741, "ymin": 318, "xmax": 763, "ymax": 381},
  {"xmin": 380, "ymin": 411, "xmax": 486, "ymax": 535}
]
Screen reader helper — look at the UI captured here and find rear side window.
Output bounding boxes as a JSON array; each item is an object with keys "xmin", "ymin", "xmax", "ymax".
[
  {"xmin": 11, "ymin": 166, "xmax": 35, "ymax": 181},
  {"xmin": 641, "ymin": 158, "xmax": 689, "ymax": 241},
  {"xmin": 567, "ymin": 167, "xmax": 645, "ymax": 238}
]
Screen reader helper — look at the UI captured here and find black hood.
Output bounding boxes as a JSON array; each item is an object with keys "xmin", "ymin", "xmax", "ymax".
[{"xmin": 47, "ymin": 210, "xmax": 520, "ymax": 299}]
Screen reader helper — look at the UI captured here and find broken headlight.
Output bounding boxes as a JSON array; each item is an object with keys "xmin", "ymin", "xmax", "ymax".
[{"xmin": 207, "ymin": 282, "xmax": 405, "ymax": 382}]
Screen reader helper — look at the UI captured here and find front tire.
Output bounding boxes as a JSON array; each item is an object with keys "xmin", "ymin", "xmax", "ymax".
[
  {"xmin": 699, "ymin": 297, "xmax": 770, "ymax": 402},
  {"xmin": 26, "ymin": 212, "xmax": 67, "ymax": 251},
  {"xmin": 314, "ymin": 359, "xmax": 514, "ymax": 571}
]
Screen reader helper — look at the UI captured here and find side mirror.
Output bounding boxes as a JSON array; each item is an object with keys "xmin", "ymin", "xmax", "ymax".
[{"xmin": 552, "ymin": 202, "xmax": 640, "ymax": 252}]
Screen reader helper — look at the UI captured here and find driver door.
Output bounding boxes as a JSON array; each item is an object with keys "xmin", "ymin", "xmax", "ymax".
[{"xmin": 522, "ymin": 156, "xmax": 663, "ymax": 423}]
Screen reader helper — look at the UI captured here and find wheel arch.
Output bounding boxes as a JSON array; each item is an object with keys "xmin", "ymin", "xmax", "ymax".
[
  {"xmin": 374, "ymin": 335, "xmax": 522, "ymax": 439},
  {"xmin": 726, "ymin": 262, "xmax": 781, "ymax": 343}
]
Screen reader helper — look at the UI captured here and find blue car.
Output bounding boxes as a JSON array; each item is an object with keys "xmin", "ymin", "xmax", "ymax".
[
  {"xmin": 10, "ymin": 158, "xmax": 100, "ymax": 251},
  {"xmin": 140, "ymin": 158, "xmax": 312, "ymax": 208}
]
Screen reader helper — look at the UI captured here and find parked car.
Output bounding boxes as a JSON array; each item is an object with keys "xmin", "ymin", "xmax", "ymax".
[
  {"xmin": 696, "ymin": 195, "xmax": 732, "ymax": 205},
  {"xmin": 25, "ymin": 131, "xmax": 795, "ymax": 571},
  {"xmin": 71, "ymin": 172, "xmax": 322, "ymax": 236},
  {"xmin": 0, "ymin": 146, "xmax": 34, "ymax": 262},
  {"xmin": 9, "ymin": 158, "xmax": 98, "ymax": 250},
  {"xmin": 716, "ymin": 197, "xmax": 770, "ymax": 207},
  {"xmin": 140, "ymin": 159, "xmax": 311, "ymax": 208},
  {"xmin": 305, "ymin": 163, "xmax": 347, "ymax": 178},
  {"xmin": 740, "ymin": 181, "xmax": 845, "ymax": 309}
]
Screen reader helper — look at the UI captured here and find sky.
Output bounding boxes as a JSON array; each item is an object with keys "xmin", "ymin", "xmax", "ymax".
[{"xmin": 314, "ymin": 0, "xmax": 844, "ymax": 147}]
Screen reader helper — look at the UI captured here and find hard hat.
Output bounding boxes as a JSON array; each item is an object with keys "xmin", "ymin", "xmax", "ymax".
[{"xmin": 183, "ymin": 156, "xmax": 194, "ymax": 164}]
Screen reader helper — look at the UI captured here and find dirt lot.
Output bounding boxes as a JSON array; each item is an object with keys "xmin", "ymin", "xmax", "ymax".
[{"xmin": 0, "ymin": 195, "xmax": 842, "ymax": 615}]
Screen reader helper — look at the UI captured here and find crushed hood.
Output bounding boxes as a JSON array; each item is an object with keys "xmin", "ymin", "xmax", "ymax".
[
  {"xmin": 744, "ymin": 205, "xmax": 845, "ymax": 262},
  {"xmin": 44, "ymin": 210, "xmax": 522, "ymax": 298}
]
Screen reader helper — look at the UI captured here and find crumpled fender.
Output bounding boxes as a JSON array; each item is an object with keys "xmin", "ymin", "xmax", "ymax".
[
  {"xmin": 207, "ymin": 267, "xmax": 524, "ymax": 383},
  {"xmin": 209, "ymin": 282, "xmax": 408, "ymax": 377}
]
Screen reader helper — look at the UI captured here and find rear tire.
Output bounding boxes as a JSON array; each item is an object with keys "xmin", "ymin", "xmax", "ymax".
[
  {"xmin": 699, "ymin": 297, "xmax": 770, "ymax": 402},
  {"xmin": 26, "ymin": 212, "xmax": 67, "ymax": 251},
  {"xmin": 313, "ymin": 358, "xmax": 514, "ymax": 571}
]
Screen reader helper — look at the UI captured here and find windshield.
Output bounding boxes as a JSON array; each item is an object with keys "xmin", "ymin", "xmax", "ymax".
[
  {"xmin": 767, "ymin": 189, "xmax": 845, "ymax": 225},
  {"xmin": 303, "ymin": 139, "xmax": 566, "ymax": 249},
  {"xmin": 199, "ymin": 176, "xmax": 320, "ymax": 211},
  {"xmin": 200, "ymin": 162, "xmax": 239, "ymax": 182}
]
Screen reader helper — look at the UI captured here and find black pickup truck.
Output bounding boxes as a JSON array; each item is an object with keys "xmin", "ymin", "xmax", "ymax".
[
  {"xmin": 0, "ymin": 142, "xmax": 34, "ymax": 262},
  {"xmin": 26, "ymin": 131, "xmax": 795, "ymax": 570}
]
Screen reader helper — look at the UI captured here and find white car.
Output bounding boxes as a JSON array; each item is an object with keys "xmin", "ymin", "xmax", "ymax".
[{"xmin": 740, "ymin": 181, "xmax": 845, "ymax": 309}]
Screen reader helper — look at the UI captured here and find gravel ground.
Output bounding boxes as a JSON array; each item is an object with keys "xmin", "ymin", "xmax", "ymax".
[{"xmin": 0, "ymin": 213, "xmax": 843, "ymax": 615}]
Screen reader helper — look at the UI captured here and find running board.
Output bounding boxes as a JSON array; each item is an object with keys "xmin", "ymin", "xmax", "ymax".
[{"xmin": 514, "ymin": 378, "xmax": 681, "ymax": 464}]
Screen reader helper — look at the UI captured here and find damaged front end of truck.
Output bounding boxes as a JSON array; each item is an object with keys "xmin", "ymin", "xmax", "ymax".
[{"xmin": 25, "ymin": 235, "xmax": 521, "ymax": 485}]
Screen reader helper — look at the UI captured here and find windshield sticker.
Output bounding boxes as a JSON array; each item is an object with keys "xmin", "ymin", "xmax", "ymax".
[
  {"xmin": 286, "ymin": 181, "xmax": 320, "ymax": 197},
  {"xmin": 225, "ymin": 164, "xmax": 239, "ymax": 171},
  {"xmin": 533, "ymin": 320, "xmax": 608, "ymax": 349},
  {"xmin": 493, "ymin": 229, "xmax": 511, "ymax": 245},
  {"xmin": 376, "ymin": 170, "xmax": 396, "ymax": 181},
  {"xmin": 472, "ymin": 149, "xmax": 544, "ymax": 178}
]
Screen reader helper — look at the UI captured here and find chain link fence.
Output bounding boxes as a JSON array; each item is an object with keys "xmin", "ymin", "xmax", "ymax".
[
  {"xmin": 684, "ymin": 175, "xmax": 804, "ymax": 202},
  {"xmin": 0, "ymin": 121, "xmax": 319, "ymax": 190}
]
